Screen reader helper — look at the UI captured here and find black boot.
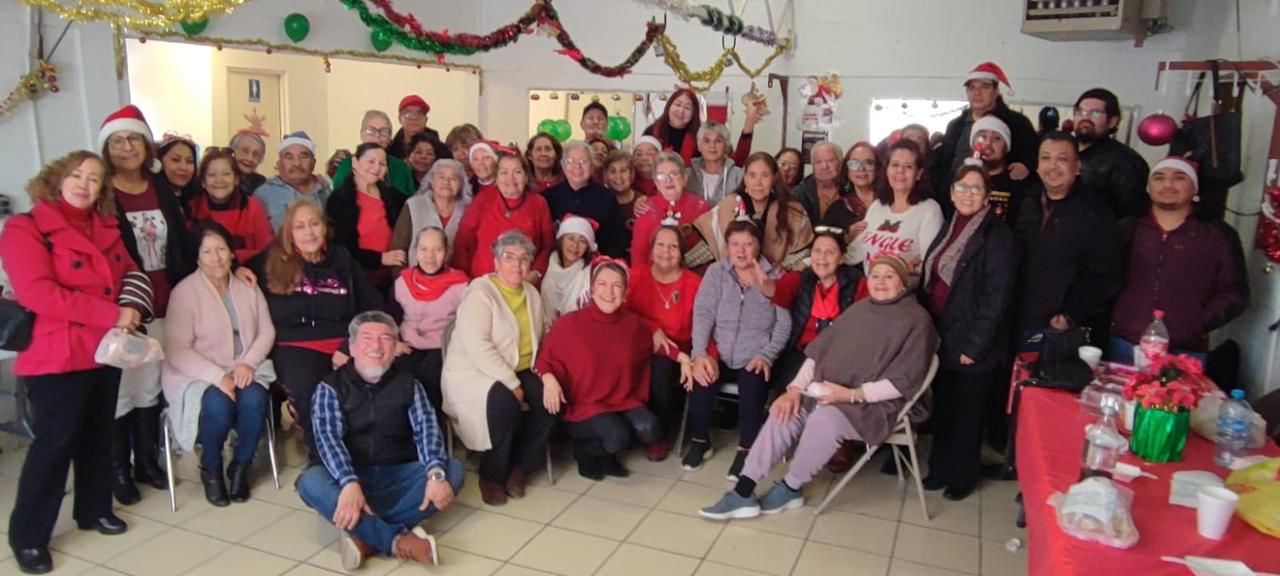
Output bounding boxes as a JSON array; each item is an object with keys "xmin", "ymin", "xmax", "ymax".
[
  {"xmin": 131, "ymin": 406, "xmax": 167, "ymax": 490},
  {"xmin": 112, "ymin": 415, "xmax": 140, "ymax": 505},
  {"xmin": 226, "ymin": 460, "xmax": 252, "ymax": 503},
  {"xmin": 200, "ymin": 467, "xmax": 230, "ymax": 507}
]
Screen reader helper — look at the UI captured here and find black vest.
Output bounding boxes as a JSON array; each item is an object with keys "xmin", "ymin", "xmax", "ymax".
[
  {"xmin": 329, "ymin": 363, "xmax": 419, "ymax": 467},
  {"xmin": 788, "ymin": 264, "xmax": 863, "ymax": 348}
]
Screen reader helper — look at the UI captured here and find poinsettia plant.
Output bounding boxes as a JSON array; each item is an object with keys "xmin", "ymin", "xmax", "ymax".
[{"xmin": 1122, "ymin": 353, "xmax": 1216, "ymax": 411}]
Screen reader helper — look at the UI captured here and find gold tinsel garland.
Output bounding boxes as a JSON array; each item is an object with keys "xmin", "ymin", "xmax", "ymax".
[
  {"xmin": 115, "ymin": 30, "xmax": 485, "ymax": 91},
  {"xmin": 0, "ymin": 60, "xmax": 59, "ymax": 120},
  {"xmin": 655, "ymin": 34, "xmax": 788, "ymax": 92},
  {"xmin": 20, "ymin": 0, "xmax": 252, "ymax": 32}
]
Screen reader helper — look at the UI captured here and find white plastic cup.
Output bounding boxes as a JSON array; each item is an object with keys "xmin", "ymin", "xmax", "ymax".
[
  {"xmin": 1196, "ymin": 486, "xmax": 1240, "ymax": 540},
  {"xmin": 1078, "ymin": 346, "xmax": 1103, "ymax": 369}
]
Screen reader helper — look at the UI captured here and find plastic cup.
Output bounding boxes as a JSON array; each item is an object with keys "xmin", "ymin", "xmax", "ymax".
[
  {"xmin": 1078, "ymin": 346, "xmax": 1103, "ymax": 369},
  {"xmin": 1196, "ymin": 486, "xmax": 1239, "ymax": 540}
]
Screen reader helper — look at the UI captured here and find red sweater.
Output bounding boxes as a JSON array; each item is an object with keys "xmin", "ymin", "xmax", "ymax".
[
  {"xmin": 534, "ymin": 304, "xmax": 651, "ymax": 422},
  {"xmin": 451, "ymin": 188, "xmax": 554, "ymax": 279},
  {"xmin": 628, "ymin": 267, "xmax": 702, "ymax": 359},
  {"xmin": 630, "ymin": 193, "xmax": 711, "ymax": 269},
  {"xmin": 187, "ymin": 193, "xmax": 275, "ymax": 263}
]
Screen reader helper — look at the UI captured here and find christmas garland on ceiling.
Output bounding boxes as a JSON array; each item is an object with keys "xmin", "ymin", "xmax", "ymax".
[
  {"xmin": 655, "ymin": 33, "xmax": 788, "ymax": 92},
  {"xmin": 19, "ymin": 0, "xmax": 251, "ymax": 31},
  {"xmin": 341, "ymin": 0, "xmax": 664, "ymax": 78}
]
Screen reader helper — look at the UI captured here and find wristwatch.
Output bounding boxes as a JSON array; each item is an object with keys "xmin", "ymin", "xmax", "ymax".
[{"xmin": 427, "ymin": 468, "xmax": 447, "ymax": 483}]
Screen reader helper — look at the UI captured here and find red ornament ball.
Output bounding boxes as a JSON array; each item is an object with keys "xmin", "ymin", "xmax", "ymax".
[{"xmin": 1138, "ymin": 113, "xmax": 1178, "ymax": 146}]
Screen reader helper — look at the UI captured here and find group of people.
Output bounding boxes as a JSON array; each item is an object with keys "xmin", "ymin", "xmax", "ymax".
[{"xmin": 1, "ymin": 59, "xmax": 1251, "ymax": 575}]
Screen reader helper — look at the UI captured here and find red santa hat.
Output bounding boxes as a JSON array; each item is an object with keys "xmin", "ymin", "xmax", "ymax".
[
  {"xmin": 1151, "ymin": 156, "xmax": 1198, "ymax": 190},
  {"xmin": 99, "ymin": 105, "xmax": 161, "ymax": 172},
  {"xmin": 556, "ymin": 213, "xmax": 599, "ymax": 252},
  {"xmin": 965, "ymin": 62, "xmax": 1014, "ymax": 95}
]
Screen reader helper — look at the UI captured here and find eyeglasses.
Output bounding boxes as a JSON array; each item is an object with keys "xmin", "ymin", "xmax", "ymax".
[
  {"xmin": 400, "ymin": 110, "xmax": 425, "ymax": 120},
  {"xmin": 846, "ymin": 159, "xmax": 875, "ymax": 172},
  {"xmin": 777, "ymin": 161, "xmax": 798, "ymax": 170},
  {"xmin": 1073, "ymin": 108, "xmax": 1107, "ymax": 121},
  {"xmin": 362, "ymin": 126, "xmax": 392, "ymax": 138},
  {"xmin": 563, "ymin": 158, "xmax": 590, "ymax": 167},
  {"xmin": 952, "ymin": 183, "xmax": 987, "ymax": 196},
  {"xmin": 107, "ymin": 134, "xmax": 145, "ymax": 150},
  {"xmin": 654, "ymin": 171, "xmax": 683, "ymax": 183},
  {"xmin": 499, "ymin": 251, "xmax": 533, "ymax": 264}
]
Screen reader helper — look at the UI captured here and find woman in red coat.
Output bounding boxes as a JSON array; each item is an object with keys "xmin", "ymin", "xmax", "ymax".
[
  {"xmin": 186, "ymin": 148, "xmax": 275, "ymax": 264},
  {"xmin": 451, "ymin": 153, "xmax": 554, "ymax": 283},
  {"xmin": 1, "ymin": 151, "xmax": 152, "ymax": 573}
]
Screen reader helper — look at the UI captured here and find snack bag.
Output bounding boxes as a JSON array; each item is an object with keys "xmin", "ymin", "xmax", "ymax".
[
  {"xmin": 94, "ymin": 327, "xmax": 164, "ymax": 369},
  {"xmin": 1049, "ymin": 477, "xmax": 1140, "ymax": 548},
  {"xmin": 1225, "ymin": 457, "xmax": 1280, "ymax": 539}
]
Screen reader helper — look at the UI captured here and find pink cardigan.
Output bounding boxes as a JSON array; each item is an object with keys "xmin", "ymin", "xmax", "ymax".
[
  {"xmin": 161, "ymin": 270, "xmax": 276, "ymax": 396},
  {"xmin": 394, "ymin": 276, "xmax": 465, "ymax": 350}
]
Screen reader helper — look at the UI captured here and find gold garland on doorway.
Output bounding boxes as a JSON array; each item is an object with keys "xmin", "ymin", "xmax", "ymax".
[{"xmin": 21, "ymin": 0, "xmax": 251, "ymax": 31}]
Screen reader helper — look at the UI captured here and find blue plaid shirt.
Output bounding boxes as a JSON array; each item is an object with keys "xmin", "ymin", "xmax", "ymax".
[{"xmin": 312, "ymin": 377, "xmax": 447, "ymax": 487}]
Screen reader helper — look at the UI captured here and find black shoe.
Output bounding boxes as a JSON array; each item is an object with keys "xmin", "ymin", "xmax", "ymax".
[
  {"xmin": 681, "ymin": 440, "xmax": 714, "ymax": 472},
  {"xmin": 577, "ymin": 456, "xmax": 604, "ymax": 481},
  {"xmin": 13, "ymin": 547, "xmax": 52, "ymax": 574},
  {"xmin": 601, "ymin": 455, "xmax": 629, "ymax": 478},
  {"xmin": 981, "ymin": 463, "xmax": 1018, "ymax": 481},
  {"xmin": 77, "ymin": 514, "xmax": 128, "ymax": 535},
  {"xmin": 921, "ymin": 475, "xmax": 947, "ymax": 491},
  {"xmin": 226, "ymin": 460, "xmax": 252, "ymax": 502},
  {"xmin": 112, "ymin": 466, "xmax": 141, "ymax": 505},
  {"xmin": 726, "ymin": 450, "xmax": 748, "ymax": 481},
  {"xmin": 132, "ymin": 406, "xmax": 168, "ymax": 490},
  {"xmin": 943, "ymin": 485, "xmax": 976, "ymax": 502},
  {"xmin": 112, "ymin": 416, "xmax": 140, "ymax": 505},
  {"xmin": 880, "ymin": 456, "xmax": 899, "ymax": 476},
  {"xmin": 201, "ymin": 467, "xmax": 230, "ymax": 507}
]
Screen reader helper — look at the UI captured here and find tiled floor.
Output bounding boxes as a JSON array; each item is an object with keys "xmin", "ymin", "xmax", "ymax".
[{"xmin": 0, "ymin": 426, "xmax": 1029, "ymax": 576}]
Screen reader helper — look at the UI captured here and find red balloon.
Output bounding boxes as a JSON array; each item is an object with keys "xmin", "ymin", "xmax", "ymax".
[{"xmin": 1138, "ymin": 113, "xmax": 1178, "ymax": 146}]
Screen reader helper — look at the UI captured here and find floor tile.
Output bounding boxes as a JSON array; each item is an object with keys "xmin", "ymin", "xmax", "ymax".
[
  {"xmin": 51, "ymin": 510, "xmax": 166, "ymax": 564},
  {"xmin": 185, "ymin": 545, "xmax": 298, "ymax": 576},
  {"xmin": 282, "ymin": 564, "xmax": 346, "ymax": 576},
  {"xmin": 728, "ymin": 505, "xmax": 816, "ymax": 538},
  {"xmin": 893, "ymin": 523, "xmax": 980, "ymax": 575},
  {"xmin": 585, "ymin": 471, "xmax": 677, "ymax": 508},
  {"xmin": 705, "ymin": 525, "xmax": 805, "ymax": 576},
  {"xmin": 181, "ymin": 498, "xmax": 294, "ymax": 542},
  {"xmin": 552, "ymin": 495, "xmax": 648, "ymax": 540},
  {"xmin": 527, "ymin": 455, "xmax": 595, "ymax": 495},
  {"xmin": 791, "ymin": 541, "xmax": 890, "ymax": 576},
  {"xmin": 889, "ymin": 559, "xmax": 970, "ymax": 576},
  {"xmin": 693, "ymin": 560, "xmax": 773, "ymax": 576},
  {"xmin": 626, "ymin": 510, "xmax": 724, "ymax": 558},
  {"xmin": 421, "ymin": 502, "xmax": 477, "ymax": 536},
  {"xmin": 808, "ymin": 509, "xmax": 898, "ymax": 556},
  {"xmin": 820, "ymin": 472, "xmax": 907, "ymax": 521},
  {"xmin": 104, "ymin": 527, "xmax": 230, "ymax": 576},
  {"xmin": 439, "ymin": 510, "xmax": 543, "ymax": 560},
  {"xmin": 978, "ymin": 481, "xmax": 1021, "ymax": 512},
  {"xmin": 981, "ymin": 538, "xmax": 1029, "ymax": 576},
  {"xmin": 0, "ymin": 550, "xmax": 93, "ymax": 575},
  {"xmin": 0, "ymin": 447, "xmax": 28, "ymax": 479},
  {"xmin": 80, "ymin": 568, "xmax": 131, "ymax": 575},
  {"xmin": 0, "ymin": 477, "xmax": 19, "ymax": 532},
  {"xmin": 305, "ymin": 540, "xmax": 401, "ymax": 575},
  {"xmin": 124, "ymin": 479, "xmax": 216, "ymax": 525},
  {"xmin": 243, "ymin": 509, "xmax": 338, "ymax": 561},
  {"xmin": 249, "ymin": 465, "xmax": 308, "ymax": 511},
  {"xmin": 620, "ymin": 450, "xmax": 685, "ymax": 479},
  {"xmin": 386, "ymin": 546, "xmax": 501, "ymax": 576},
  {"xmin": 456, "ymin": 479, "xmax": 577, "ymax": 524},
  {"xmin": 901, "ymin": 491, "xmax": 980, "ymax": 537},
  {"xmin": 510, "ymin": 526, "xmax": 618, "ymax": 576},
  {"xmin": 596, "ymin": 543, "xmax": 700, "ymax": 576},
  {"xmin": 492, "ymin": 565, "xmax": 555, "ymax": 576},
  {"xmin": 656, "ymin": 481, "xmax": 729, "ymax": 518},
  {"xmin": 979, "ymin": 504, "xmax": 1026, "ymax": 544}
]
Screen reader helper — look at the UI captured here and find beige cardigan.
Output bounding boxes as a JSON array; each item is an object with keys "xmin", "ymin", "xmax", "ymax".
[
  {"xmin": 161, "ymin": 271, "xmax": 276, "ymax": 450},
  {"xmin": 441, "ymin": 275, "xmax": 547, "ymax": 451}
]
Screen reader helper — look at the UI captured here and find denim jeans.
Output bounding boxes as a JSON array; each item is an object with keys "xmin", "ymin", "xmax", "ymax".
[
  {"xmin": 197, "ymin": 384, "xmax": 270, "ymax": 471},
  {"xmin": 296, "ymin": 458, "xmax": 466, "ymax": 555}
]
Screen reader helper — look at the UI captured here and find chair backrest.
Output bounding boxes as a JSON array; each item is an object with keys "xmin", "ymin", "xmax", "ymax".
[{"xmin": 890, "ymin": 355, "xmax": 939, "ymax": 435}]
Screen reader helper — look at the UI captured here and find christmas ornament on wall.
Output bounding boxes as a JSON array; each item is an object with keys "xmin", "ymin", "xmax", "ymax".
[
  {"xmin": 1138, "ymin": 112, "xmax": 1178, "ymax": 146},
  {"xmin": 371, "ymin": 28, "xmax": 393, "ymax": 52},
  {"xmin": 1256, "ymin": 185, "xmax": 1280, "ymax": 265},
  {"xmin": 180, "ymin": 18, "xmax": 208, "ymax": 36}
]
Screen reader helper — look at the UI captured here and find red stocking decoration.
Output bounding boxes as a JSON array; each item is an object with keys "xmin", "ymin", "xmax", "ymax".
[{"xmin": 1255, "ymin": 185, "xmax": 1280, "ymax": 263}]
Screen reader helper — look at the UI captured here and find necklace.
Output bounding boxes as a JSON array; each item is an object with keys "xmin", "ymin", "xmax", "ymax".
[{"xmin": 654, "ymin": 277, "xmax": 680, "ymax": 310}]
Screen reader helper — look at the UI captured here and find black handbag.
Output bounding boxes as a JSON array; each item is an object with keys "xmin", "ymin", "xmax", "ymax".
[
  {"xmin": 1171, "ymin": 61, "xmax": 1246, "ymax": 221},
  {"xmin": 0, "ymin": 298, "xmax": 36, "ymax": 352},
  {"xmin": 1027, "ymin": 327, "xmax": 1093, "ymax": 394}
]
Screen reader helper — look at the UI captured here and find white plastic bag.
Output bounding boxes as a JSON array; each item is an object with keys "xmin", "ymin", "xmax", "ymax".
[
  {"xmin": 1048, "ymin": 477, "xmax": 1140, "ymax": 549},
  {"xmin": 94, "ymin": 327, "xmax": 164, "ymax": 369}
]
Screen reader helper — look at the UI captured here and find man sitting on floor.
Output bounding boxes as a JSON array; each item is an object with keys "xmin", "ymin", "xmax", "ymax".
[{"xmin": 296, "ymin": 311, "xmax": 464, "ymax": 571}]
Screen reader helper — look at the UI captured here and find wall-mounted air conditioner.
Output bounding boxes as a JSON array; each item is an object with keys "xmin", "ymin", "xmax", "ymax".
[{"xmin": 1021, "ymin": 0, "xmax": 1146, "ymax": 41}]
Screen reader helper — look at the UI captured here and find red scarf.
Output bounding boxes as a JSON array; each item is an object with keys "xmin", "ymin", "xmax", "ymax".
[{"xmin": 401, "ymin": 266, "xmax": 468, "ymax": 302}]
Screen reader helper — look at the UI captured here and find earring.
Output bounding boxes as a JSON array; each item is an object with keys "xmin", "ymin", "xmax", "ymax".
[{"xmin": 1193, "ymin": 195, "xmax": 1201, "ymax": 203}]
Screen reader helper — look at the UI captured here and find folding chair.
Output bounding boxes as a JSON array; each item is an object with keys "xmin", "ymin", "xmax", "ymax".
[
  {"xmin": 814, "ymin": 355, "xmax": 940, "ymax": 522},
  {"xmin": 673, "ymin": 382, "xmax": 738, "ymax": 460},
  {"xmin": 161, "ymin": 400, "xmax": 281, "ymax": 512}
]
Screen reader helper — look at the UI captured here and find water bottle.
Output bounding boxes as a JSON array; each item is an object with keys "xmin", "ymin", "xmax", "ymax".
[
  {"xmin": 1135, "ymin": 310, "xmax": 1169, "ymax": 371},
  {"xmin": 1214, "ymin": 390, "xmax": 1251, "ymax": 468}
]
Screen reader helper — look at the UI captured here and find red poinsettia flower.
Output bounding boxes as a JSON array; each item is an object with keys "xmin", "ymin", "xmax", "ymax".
[{"xmin": 1123, "ymin": 353, "xmax": 1214, "ymax": 412}]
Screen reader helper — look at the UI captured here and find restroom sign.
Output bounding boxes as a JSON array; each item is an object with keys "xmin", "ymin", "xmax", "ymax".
[{"xmin": 248, "ymin": 79, "xmax": 261, "ymax": 103}]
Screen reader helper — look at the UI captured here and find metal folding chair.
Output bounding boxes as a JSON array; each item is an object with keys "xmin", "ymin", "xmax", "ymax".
[{"xmin": 161, "ymin": 399, "xmax": 281, "ymax": 512}]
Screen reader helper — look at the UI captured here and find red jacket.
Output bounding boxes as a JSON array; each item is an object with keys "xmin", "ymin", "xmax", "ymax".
[
  {"xmin": 1, "ymin": 200, "xmax": 137, "ymax": 376},
  {"xmin": 187, "ymin": 193, "xmax": 275, "ymax": 264}
]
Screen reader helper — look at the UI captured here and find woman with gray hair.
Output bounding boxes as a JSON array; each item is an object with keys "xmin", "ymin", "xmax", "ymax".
[
  {"xmin": 545, "ymin": 141, "xmax": 623, "ymax": 256},
  {"xmin": 391, "ymin": 158, "xmax": 472, "ymax": 260},
  {"xmin": 230, "ymin": 130, "xmax": 267, "ymax": 196},
  {"xmin": 442, "ymin": 230, "xmax": 553, "ymax": 506},
  {"xmin": 687, "ymin": 122, "xmax": 743, "ymax": 205}
]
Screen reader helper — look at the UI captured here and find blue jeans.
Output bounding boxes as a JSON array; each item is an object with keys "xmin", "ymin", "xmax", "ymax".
[
  {"xmin": 296, "ymin": 458, "xmax": 465, "ymax": 555},
  {"xmin": 1107, "ymin": 336, "xmax": 1207, "ymax": 366},
  {"xmin": 197, "ymin": 384, "xmax": 269, "ymax": 471}
]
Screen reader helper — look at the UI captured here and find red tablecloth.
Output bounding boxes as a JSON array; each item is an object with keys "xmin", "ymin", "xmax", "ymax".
[{"xmin": 1016, "ymin": 387, "xmax": 1280, "ymax": 576}]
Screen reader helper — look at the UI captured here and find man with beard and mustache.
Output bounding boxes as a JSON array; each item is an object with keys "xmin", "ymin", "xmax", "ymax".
[
  {"xmin": 1109, "ymin": 158, "xmax": 1248, "ymax": 363},
  {"xmin": 296, "ymin": 311, "xmax": 464, "ymax": 571},
  {"xmin": 967, "ymin": 116, "xmax": 1037, "ymax": 226},
  {"xmin": 255, "ymin": 131, "xmax": 333, "ymax": 231},
  {"xmin": 1073, "ymin": 88, "xmax": 1150, "ymax": 219}
]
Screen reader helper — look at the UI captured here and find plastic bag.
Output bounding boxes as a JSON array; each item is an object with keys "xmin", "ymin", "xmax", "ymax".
[
  {"xmin": 1225, "ymin": 457, "xmax": 1280, "ymax": 539},
  {"xmin": 1192, "ymin": 394, "xmax": 1267, "ymax": 449},
  {"xmin": 1049, "ymin": 477, "xmax": 1140, "ymax": 548},
  {"xmin": 94, "ymin": 327, "xmax": 164, "ymax": 369}
]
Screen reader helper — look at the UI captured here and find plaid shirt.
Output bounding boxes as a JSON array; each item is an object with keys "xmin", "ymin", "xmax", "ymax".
[{"xmin": 312, "ymin": 377, "xmax": 447, "ymax": 487}]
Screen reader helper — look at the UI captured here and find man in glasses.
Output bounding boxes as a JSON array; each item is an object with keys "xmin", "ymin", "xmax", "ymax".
[
  {"xmin": 388, "ymin": 95, "xmax": 441, "ymax": 160},
  {"xmin": 329, "ymin": 109, "xmax": 417, "ymax": 197},
  {"xmin": 1073, "ymin": 88, "xmax": 1150, "ymax": 219},
  {"xmin": 256, "ymin": 131, "xmax": 333, "ymax": 230}
]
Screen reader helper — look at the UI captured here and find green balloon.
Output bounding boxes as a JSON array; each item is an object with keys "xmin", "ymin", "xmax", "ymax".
[
  {"xmin": 552, "ymin": 119, "xmax": 572, "ymax": 142},
  {"xmin": 537, "ymin": 119, "xmax": 558, "ymax": 137},
  {"xmin": 284, "ymin": 13, "xmax": 309, "ymax": 43},
  {"xmin": 371, "ymin": 29, "xmax": 393, "ymax": 53},
  {"xmin": 180, "ymin": 18, "xmax": 208, "ymax": 36},
  {"xmin": 606, "ymin": 116, "xmax": 632, "ymax": 140}
]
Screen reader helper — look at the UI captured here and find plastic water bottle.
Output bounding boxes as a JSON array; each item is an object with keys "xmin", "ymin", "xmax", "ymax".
[
  {"xmin": 1214, "ymin": 390, "xmax": 1251, "ymax": 468},
  {"xmin": 1135, "ymin": 310, "xmax": 1169, "ymax": 371}
]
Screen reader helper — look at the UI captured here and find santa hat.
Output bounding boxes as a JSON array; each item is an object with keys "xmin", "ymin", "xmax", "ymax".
[
  {"xmin": 965, "ymin": 62, "xmax": 1013, "ymax": 95},
  {"xmin": 398, "ymin": 95, "xmax": 430, "ymax": 114},
  {"xmin": 278, "ymin": 130, "xmax": 316, "ymax": 155},
  {"xmin": 556, "ymin": 214, "xmax": 599, "ymax": 252},
  {"xmin": 635, "ymin": 135, "xmax": 662, "ymax": 152},
  {"xmin": 1151, "ymin": 156, "xmax": 1198, "ymax": 190},
  {"xmin": 99, "ymin": 105, "xmax": 160, "ymax": 172},
  {"xmin": 468, "ymin": 140, "xmax": 496, "ymax": 163},
  {"xmin": 970, "ymin": 116, "xmax": 1012, "ymax": 148}
]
